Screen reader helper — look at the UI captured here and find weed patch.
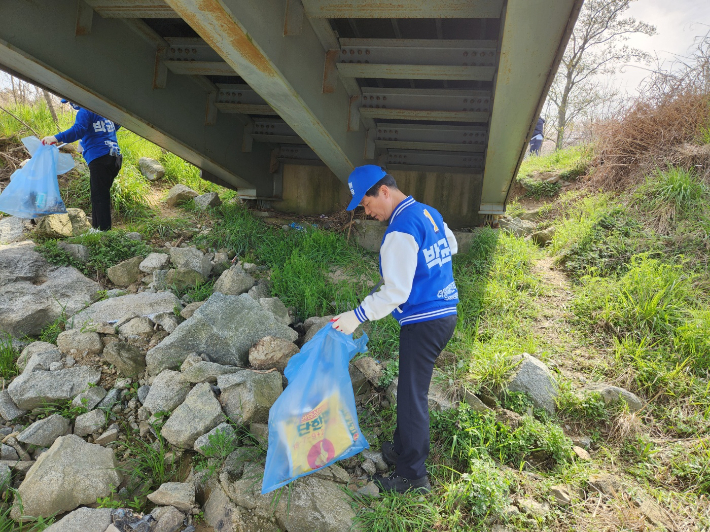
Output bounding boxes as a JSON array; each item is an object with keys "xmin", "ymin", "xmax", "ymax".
[{"xmin": 0, "ymin": 334, "xmax": 19, "ymax": 380}]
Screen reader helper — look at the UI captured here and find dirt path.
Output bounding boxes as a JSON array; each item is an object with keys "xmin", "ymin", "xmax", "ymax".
[{"xmin": 530, "ymin": 255, "xmax": 603, "ymax": 383}]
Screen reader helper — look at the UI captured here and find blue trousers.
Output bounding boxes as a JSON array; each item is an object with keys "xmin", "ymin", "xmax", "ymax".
[
  {"xmin": 393, "ymin": 314, "xmax": 457, "ymax": 479},
  {"xmin": 529, "ymin": 138, "xmax": 543, "ymax": 155}
]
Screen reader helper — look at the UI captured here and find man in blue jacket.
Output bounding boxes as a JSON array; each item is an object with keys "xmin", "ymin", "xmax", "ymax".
[
  {"xmin": 529, "ymin": 117, "xmax": 545, "ymax": 155},
  {"xmin": 42, "ymin": 101, "xmax": 122, "ymax": 231},
  {"xmin": 332, "ymin": 165, "xmax": 458, "ymax": 494}
]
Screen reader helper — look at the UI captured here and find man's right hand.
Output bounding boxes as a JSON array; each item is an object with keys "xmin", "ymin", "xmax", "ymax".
[{"xmin": 41, "ymin": 135, "xmax": 57, "ymax": 145}]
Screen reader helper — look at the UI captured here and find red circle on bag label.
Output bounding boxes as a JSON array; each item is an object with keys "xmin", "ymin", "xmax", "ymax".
[{"xmin": 307, "ymin": 439, "xmax": 336, "ymax": 470}]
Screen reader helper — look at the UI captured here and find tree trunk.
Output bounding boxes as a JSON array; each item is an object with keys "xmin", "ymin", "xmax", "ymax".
[
  {"xmin": 42, "ymin": 90, "xmax": 59, "ymax": 128},
  {"xmin": 555, "ymin": 74, "xmax": 574, "ymax": 150},
  {"xmin": 10, "ymin": 76, "xmax": 17, "ymax": 105}
]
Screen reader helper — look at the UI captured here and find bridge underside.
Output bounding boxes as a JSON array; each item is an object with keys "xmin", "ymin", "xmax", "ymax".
[{"xmin": 0, "ymin": 0, "xmax": 581, "ymax": 223}]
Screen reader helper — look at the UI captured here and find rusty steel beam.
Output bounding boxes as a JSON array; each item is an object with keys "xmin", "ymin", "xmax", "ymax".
[
  {"xmin": 301, "ymin": 0, "xmax": 504, "ymax": 18},
  {"xmin": 165, "ymin": 0, "xmax": 367, "ymax": 181},
  {"xmin": 83, "ymin": 0, "xmax": 178, "ymax": 18}
]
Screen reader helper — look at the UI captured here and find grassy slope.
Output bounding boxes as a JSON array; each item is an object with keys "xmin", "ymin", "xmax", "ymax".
[{"xmin": 2, "ymin": 104, "xmax": 709, "ymax": 530}]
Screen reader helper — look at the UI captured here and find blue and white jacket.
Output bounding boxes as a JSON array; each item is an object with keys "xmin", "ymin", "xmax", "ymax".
[
  {"xmin": 55, "ymin": 108, "xmax": 121, "ymax": 165},
  {"xmin": 354, "ymin": 196, "xmax": 459, "ymax": 326}
]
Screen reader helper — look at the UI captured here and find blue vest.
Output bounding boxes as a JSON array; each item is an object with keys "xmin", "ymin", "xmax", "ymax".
[
  {"xmin": 384, "ymin": 197, "xmax": 458, "ymax": 325},
  {"xmin": 55, "ymin": 108, "xmax": 121, "ymax": 165}
]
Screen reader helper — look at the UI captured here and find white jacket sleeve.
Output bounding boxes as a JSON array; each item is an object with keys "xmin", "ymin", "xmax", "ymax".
[
  {"xmin": 354, "ymin": 231, "xmax": 418, "ymax": 322},
  {"xmin": 444, "ymin": 223, "xmax": 458, "ymax": 255}
]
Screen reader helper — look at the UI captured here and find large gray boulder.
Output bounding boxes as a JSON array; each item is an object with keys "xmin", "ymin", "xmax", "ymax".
[
  {"xmin": 168, "ymin": 246, "xmax": 211, "ymax": 278},
  {"xmin": 165, "ymin": 268, "xmax": 206, "ymax": 291},
  {"xmin": 34, "ymin": 214, "xmax": 73, "ymax": 238},
  {"xmin": 11, "ymin": 435, "xmax": 121, "ymax": 520},
  {"xmin": 0, "ymin": 390, "xmax": 27, "ymax": 422},
  {"xmin": 56, "ymin": 330, "xmax": 103, "ymax": 356},
  {"xmin": 506, "ymin": 353, "xmax": 558, "ymax": 415},
  {"xmin": 213, "ymin": 266, "xmax": 255, "ymax": 296},
  {"xmin": 161, "ymin": 383, "xmax": 225, "ymax": 449},
  {"xmin": 69, "ymin": 291, "xmax": 181, "ymax": 331},
  {"xmin": 165, "ymin": 184, "xmax": 197, "ymax": 206},
  {"xmin": 107, "ymin": 256, "xmax": 144, "ymax": 287},
  {"xmin": 17, "ymin": 414, "xmax": 71, "ymax": 447},
  {"xmin": 74, "ymin": 409, "xmax": 107, "ymax": 437},
  {"xmin": 66, "ymin": 208, "xmax": 92, "ymax": 236},
  {"xmin": 139, "ymin": 252, "xmax": 170, "ymax": 274},
  {"xmin": 259, "ymin": 297, "xmax": 292, "ymax": 326},
  {"xmin": 248, "ymin": 336, "xmax": 299, "ymax": 371},
  {"xmin": 138, "ymin": 157, "xmax": 165, "ymax": 181},
  {"xmin": 0, "ymin": 241, "xmax": 48, "ymax": 287},
  {"xmin": 57, "ymin": 241, "xmax": 90, "ymax": 263},
  {"xmin": 194, "ymin": 192, "xmax": 222, "ymax": 210},
  {"xmin": 499, "ymin": 217, "xmax": 537, "ymax": 237},
  {"xmin": 17, "ymin": 343, "xmax": 62, "ymax": 373},
  {"xmin": 43, "ymin": 507, "xmax": 113, "ymax": 532},
  {"xmin": 146, "ymin": 292, "xmax": 298, "ymax": 374},
  {"xmin": 8, "ymin": 366, "xmax": 102, "ymax": 410},
  {"xmin": 147, "ymin": 482, "xmax": 195, "ymax": 512},
  {"xmin": 220, "ymin": 462, "xmax": 355, "ymax": 532},
  {"xmin": 0, "ymin": 265, "xmax": 99, "ymax": 337},
  {"xmin": 16, "ymin": 341, "xmax": 60, "ymax": 372},
  {"xmin": 142, "ymin": 370, "xmax": 190, "ymax": 415},
  {"xmin": 102, "ymin": 340, "xmax": 146, "ymax": 377},
  {"xmin": 180, "ymin": 354, "xmax": 240, "ymax": 384},
  {"xmin": 585, "ymin": 383, "xmax": 644, "ymax": 412},
  {"xmin": 217, "ymin": 370, "xmax": 282, "ymax": 424},
  {"xmin": 0, "ymin": 217, "xmax": 32, "ymax": 245}
]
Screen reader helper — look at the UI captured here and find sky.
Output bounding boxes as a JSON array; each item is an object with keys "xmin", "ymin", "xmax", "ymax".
[{"xmin": 619, "ymin": 0, "xmax": 710, "ymax": 94}]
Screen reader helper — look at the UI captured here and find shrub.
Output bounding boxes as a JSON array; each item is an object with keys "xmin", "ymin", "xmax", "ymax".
[{"xmin": 441, "ymin": 457, "xmax": 511, "ymax": 519}]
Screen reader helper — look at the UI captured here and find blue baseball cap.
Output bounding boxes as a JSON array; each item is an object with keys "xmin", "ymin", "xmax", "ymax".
[{"xmin": 346, "ymin": 165, "xmax": 387, "ymax": 211}]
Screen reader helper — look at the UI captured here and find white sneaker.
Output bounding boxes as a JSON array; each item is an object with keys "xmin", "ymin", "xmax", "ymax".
[{"xmin": 86, "ymin": 227, "xmax": 102, "ymax": 234}]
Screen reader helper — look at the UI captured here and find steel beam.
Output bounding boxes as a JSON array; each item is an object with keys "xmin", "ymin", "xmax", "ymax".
[
  {"xmin": 165, "ymin": 0, "xmax": 367, "ymax": 182},
  {"xmin": 358, "ymin": 88, "xmax": 491, "ymax": 123},
  {"xmin": 0, "ymin": 0, "xmax": 275, "ymax": 195},
  {"xmin": 301, "ymin": 0, "xmax": 504, "ymax": 18},
  {"xmin": 375, "ymin": 123, "xmax": 486, "ymax": 152},
  {"xmin": 480, "ymin": 0, "xmax": 583, "ymax": 212},
  {"xmin": 83, "ymin": 0, "xmax": 178, "ymax": 18},
  {"xmin": 386, "ymin": 150, "xmax": 483, "ymax": 170},
  {"xmin": 251, "ymin": 119, "xmax": 303, "ymax": 144},
  {"xmin": 339, "ymin": 39, "xmax": 497, "ymax": 67},
  {"xmin": 215, "ymin": 84, "xmax": 277, "ymax": 115},
  {"xmin": 337, "ymin": 63, "xmax": 494, "ymax": 81},
  {"xmin": 164, "ymin": 61, "xmax": 235, "ymax": 76}
]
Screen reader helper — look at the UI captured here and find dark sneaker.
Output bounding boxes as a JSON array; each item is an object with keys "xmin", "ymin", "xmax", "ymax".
[
  {"xmin": 372, "ymin": 472, "xmax": 431, "ymax": 494},
  {"xmin": 381, "ymin": 441, "xmax": 399, "ymax": 466}
]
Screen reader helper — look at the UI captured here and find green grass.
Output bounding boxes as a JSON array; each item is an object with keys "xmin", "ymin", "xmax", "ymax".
[
  {"xmin": 0, "ymin": 334, "xmax": 19, "ymax": 380},
  {"xmin": 196, "ymin": 203, "xmax": 378, "ymax": 320},
  {"xmin": 635, "ymin": 167, "xmax": 707, "ymax": 219},
  {"xmin": 36, "ymin": 230, "xmax": 150, "ymax": 278},
  {"xmin": 518, "ymin": 145, "xmax": 591, "ymax": 180}
]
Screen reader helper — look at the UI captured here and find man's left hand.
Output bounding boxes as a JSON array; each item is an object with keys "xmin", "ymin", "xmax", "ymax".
[{"xmin": 331, "ymin": 311, "xmax": 360, "ymax": 335}]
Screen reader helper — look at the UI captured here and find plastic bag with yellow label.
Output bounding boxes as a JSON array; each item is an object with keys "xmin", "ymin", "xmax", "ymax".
[{"xmin": 262, "ymin": 325, "xmax": 369, "ymax": 493}]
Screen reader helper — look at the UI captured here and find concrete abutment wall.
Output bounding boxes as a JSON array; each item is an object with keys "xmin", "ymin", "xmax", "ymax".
[{"xmin": 273, "ymin": 164, "xmax": 482, "ymax": 229}]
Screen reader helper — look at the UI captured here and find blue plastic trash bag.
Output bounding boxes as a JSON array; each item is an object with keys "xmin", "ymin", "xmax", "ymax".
[
  {"xmin": 262, "ymin": 325, "xmax": 370, "ymax": 494},
  {"xmin": 0, "ymin": 142, "xmax": 68, "ymax": 218}
]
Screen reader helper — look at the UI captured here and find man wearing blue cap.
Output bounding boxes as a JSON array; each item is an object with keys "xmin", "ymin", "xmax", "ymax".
[
  {"xmin": 42, "ymin": 100, "xmax": 122, "ymax": 231},
  {"xmin": 332, "ymin": 165, "xmax": 459, "ymax": 494}
]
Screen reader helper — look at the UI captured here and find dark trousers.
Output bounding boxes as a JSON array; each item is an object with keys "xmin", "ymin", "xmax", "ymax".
[
  {"xmin": 393, "ymin": 314, "xmax": 457, "ymax": 479},
  {"xmin": 88, "ymin": 154, "xmax": 122, "ymax": 230},
  {"xmin": 529, "ymin": 138, "xmax": 543, "ymax": 155}
]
